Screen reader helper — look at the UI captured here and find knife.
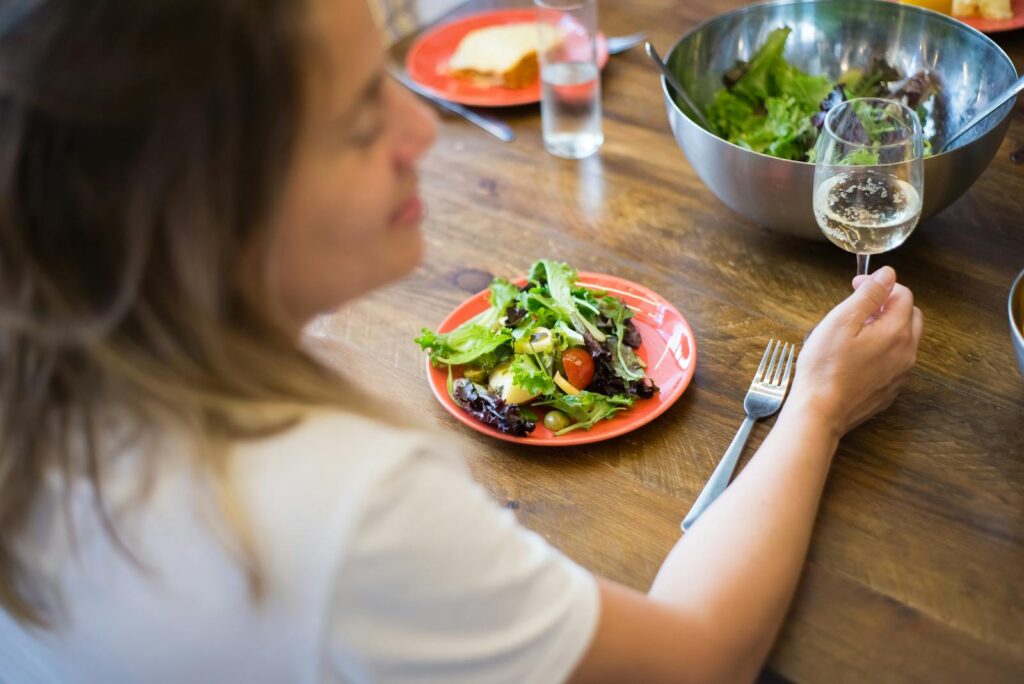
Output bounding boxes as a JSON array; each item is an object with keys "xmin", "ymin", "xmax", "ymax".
[
  {"xmin": 390, "ymin": 68, "xmax": 516, "ymax": 143},
  {"xmin": 606, "ymin": 31, "xmax": 646, "ymax": 56}
]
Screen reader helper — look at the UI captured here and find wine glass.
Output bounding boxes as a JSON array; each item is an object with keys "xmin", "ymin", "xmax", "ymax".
[{"xmin": 813, "ymin": 97, "xmax": 925, "ymax": 276}]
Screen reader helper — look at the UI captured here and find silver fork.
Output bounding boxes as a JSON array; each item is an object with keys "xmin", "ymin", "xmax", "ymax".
[{"xmin": 681, "ymin": 340, "xmax": 797, "ymax": 532}]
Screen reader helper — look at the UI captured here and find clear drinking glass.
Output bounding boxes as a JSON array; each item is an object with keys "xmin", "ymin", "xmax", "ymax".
[
  {"xmin": 535, "ymin": 0, "xmax": 603, "ymax": 159},
  {"xmin": 813, "ymin": 98, "xmax": 925, "ymax": 276}
]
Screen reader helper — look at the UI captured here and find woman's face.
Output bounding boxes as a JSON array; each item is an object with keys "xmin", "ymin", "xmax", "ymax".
[{"xmin": 267, "ymin": 0, "xmax": 437, "ymax": 328}]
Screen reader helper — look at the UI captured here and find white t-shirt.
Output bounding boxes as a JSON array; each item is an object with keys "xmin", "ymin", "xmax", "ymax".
[{"xmin": 0, "ymin": 412, "xmax": 599, "ymax": 683}]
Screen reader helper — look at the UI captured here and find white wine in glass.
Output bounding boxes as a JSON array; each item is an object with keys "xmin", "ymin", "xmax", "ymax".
[{"xmin": 813, "ymin": 98, "xmax": 925, "ymax": 276}]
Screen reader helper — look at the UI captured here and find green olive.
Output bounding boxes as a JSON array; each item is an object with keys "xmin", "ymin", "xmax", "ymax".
[
  {"xmin": 463, "ymin": 368, "xmax": 489, "ymax": 384},
  {"xmin": 543, "ymin": 410, "xmax": 572, "ymax": 432}
]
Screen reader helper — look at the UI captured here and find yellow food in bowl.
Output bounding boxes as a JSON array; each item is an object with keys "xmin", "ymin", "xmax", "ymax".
[
  {"xmin": 899, "ymin": 0, "xmax": 953, "ymax": 14},
  {"xmin": 952, "ymin": 0, "xmax": 1014, "ymax": 19}
]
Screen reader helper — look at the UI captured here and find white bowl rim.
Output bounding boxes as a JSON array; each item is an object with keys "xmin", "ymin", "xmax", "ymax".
[{"xmin": 1010, "ymin": 268, "xmax": 1024, "ymax": 351}]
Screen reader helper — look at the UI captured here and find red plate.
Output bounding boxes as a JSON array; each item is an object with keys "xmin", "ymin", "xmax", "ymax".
[
  {"xmin": 406, "ymin": 9, "xmax": 610, "ymax": 107},
  {"xmin": 425, "ymin": 273, "xmax": 697, "ymax": 446},
  {"xmin": 958, "ymin": 0, "xmax": 1024, "ymax": 32}
]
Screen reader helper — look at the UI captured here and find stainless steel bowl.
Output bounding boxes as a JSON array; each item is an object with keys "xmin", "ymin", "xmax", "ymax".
[
  {"xmin": 661, "ymin": 0, "xmax": 1018, "ymax": 239},
  {"xmin": 1011, "ymin": 268, "xmax": 1024, "ymax": 380}
]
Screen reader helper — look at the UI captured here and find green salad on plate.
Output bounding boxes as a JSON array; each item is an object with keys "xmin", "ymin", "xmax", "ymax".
[{"xmin": 415, "ymin": 260, "xmax": 658, "ymax": 437}]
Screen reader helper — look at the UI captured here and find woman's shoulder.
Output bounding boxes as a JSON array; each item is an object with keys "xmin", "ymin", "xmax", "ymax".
[
  {"xmin": 232, "ymin": 408, "xmax": 461, "ymax": 495},
  {"xmin": 227, "ymin": 409, "xmax": 465, "ymax": 556},
  {"xmin": 236, "ymin": 409, "xmax": 447, "ymax": 462}
]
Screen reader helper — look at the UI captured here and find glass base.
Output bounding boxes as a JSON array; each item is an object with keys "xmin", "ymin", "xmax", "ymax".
[{"xmin": 543, "ymin": 132, "xmax": 604, "ymax": 160}]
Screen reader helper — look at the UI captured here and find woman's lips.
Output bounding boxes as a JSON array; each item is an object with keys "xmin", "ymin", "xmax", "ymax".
[{"xmin": 391, "ymin": 193, "xmax": 424, "ymax": 227}]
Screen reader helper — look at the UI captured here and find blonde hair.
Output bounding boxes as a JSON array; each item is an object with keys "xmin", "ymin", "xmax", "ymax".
[{"xmin": 0, "ymin": 0, "xmax": 382, "ymax": 624}]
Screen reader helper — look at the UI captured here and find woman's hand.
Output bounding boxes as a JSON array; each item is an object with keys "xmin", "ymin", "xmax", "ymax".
[{"xmin": 787, "ymin": 266, "xmax": 923, "ymax": 438}]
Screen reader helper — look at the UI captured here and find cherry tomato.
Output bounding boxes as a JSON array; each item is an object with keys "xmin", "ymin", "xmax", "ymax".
[{"xmin": 561, "ymin": 347, "xmax": 595, "ymax": 390}]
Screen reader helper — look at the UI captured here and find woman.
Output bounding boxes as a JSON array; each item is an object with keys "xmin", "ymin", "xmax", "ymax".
[{"xmin": 0, "ymin": 1, "xmax": 921, "ymax": 682}]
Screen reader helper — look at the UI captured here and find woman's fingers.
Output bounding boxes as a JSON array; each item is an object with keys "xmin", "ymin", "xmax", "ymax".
[
  {"xmin": 878, "ymin": 283, "xmax": 915, "ymax": 327},
  {"xmin": 840, "ymin": 267, "xmax": 897, "ymax": 327},
  {"xmin": 911, "ymin": 306, "xmax": 924, "ymax": 344}
]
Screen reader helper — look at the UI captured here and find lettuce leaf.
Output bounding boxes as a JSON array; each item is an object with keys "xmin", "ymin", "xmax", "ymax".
[
  {"xmin": 730, "ymin": 27, "xmax": 790, "ymax": 102},
  {"xmin": 451, "ymin": 379, "xmax": 535, "ymax": 436},
  {"xmin": 846, "ymin": 59, "xmax": 901, "ymax": 100},
  {"xmin": 597, "ymin": 296, "xmax": 645, "ymax": 381},
  {"xmin": 509, "ymin": 354, "xmax": 557, "ymax": 397},
  {"xmin": 486, "ymin": 278, "xmax": 520, "ymax": 318},
  {"xmin": 529, "ymin": 260, "xmax": 607, "ymax": 343},
  {"xmin": 414, "ymin": 324, "xmax": 510, "ymax": 368},
  {"xmin": 414, "ymin": 277, "xmax": 520, "ymax": 368},
  {"xmin": 536, "ymin": 391, "xmax": 635, "ymax": 435},
  {"xmin": 707, "ymin": 90, "xmax": 760, "ymax": 143},
  {"xmin": 741, "ymin": 96, "xmax": 819, "ymax": 160}
]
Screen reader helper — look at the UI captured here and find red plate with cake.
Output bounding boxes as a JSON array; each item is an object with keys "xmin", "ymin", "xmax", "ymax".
[
  {"xmin": 406, "ymin": 9, "xmax": 609, "ymax": 107},
  {"xmin": 956, "ymin": 0, "xmax": 1024, "ymax": 32}
]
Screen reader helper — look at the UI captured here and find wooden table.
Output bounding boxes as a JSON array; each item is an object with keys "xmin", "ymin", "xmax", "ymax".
[{"xmin": 316, "ymin": 1, "xmax": 1024, "ymax": 681}]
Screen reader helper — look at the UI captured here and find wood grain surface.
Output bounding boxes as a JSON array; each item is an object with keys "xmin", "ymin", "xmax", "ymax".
[{"xmin": 312, "ymin": 1, "xmax": 1024, "ymax": 681}]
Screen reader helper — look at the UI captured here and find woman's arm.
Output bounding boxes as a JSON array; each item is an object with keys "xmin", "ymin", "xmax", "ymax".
[{"xmin": 569, "ymin": 267, "xmax": 922, "ymax": 684}]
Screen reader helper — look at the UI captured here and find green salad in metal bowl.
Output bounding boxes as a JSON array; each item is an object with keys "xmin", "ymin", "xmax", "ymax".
[{"xmin": 706, "ymin": 26, "xmax": 945, "ymax": 162}]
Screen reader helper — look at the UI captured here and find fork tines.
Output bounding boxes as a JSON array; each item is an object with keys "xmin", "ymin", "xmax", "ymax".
[{"xmin": 754, "ymin": 338, "xmax": 796, "ymax": 389}]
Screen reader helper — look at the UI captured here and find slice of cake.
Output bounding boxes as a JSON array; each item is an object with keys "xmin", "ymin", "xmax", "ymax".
[
  {"xmin": 952, "ymin": 0, "xmax": 1014, "ymax": 20},
  {"xmin": 447, "ymin": 23, "xmax": 562, "ymax": 89}
]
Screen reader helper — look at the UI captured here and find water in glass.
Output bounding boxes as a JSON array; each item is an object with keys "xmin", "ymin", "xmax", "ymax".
[{"xmin": 540, "ymin": 62, "xmax": 602, "ymax": 158}]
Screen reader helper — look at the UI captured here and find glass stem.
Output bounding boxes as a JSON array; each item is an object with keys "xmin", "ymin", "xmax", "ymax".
[{"xmin": 856, "ymin": 253, "xmax": 870, "ymax": 276}]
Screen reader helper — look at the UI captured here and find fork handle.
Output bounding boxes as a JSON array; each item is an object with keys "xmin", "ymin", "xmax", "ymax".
[{"xmin": 681, "ymin": 415, "xmax": 756, "ymax": 532}]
